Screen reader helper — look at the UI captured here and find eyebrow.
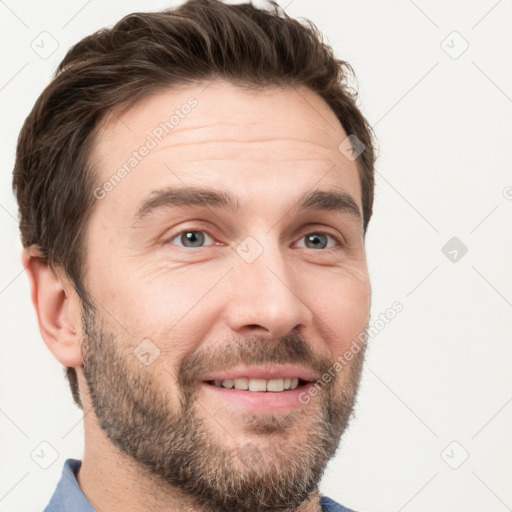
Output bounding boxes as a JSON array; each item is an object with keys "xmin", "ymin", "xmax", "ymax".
[{"xmin": 132, "ymin": 185, "xmax": 362, "ymax": 226}]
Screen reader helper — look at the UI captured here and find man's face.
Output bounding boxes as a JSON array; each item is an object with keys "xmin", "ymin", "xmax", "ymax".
[{"xmin": 79, "ymin": 80, "xmax": 371, "ymax": 511}]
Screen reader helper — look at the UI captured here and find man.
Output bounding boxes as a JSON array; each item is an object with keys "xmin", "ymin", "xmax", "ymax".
[{"xmin": 13, "ymin": 0, "xmax": 376, "ymax": 511}]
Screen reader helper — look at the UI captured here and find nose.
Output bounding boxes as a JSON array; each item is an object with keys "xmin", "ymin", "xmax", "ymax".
[{"xmin": 224, "ymin": 239, "xmax": 313, "ymax": 338}]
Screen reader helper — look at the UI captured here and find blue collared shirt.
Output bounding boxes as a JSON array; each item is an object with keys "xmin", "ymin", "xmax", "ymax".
[{"xmin": 44, "ymin": 458, "xmax": 357, "ymax": 512}]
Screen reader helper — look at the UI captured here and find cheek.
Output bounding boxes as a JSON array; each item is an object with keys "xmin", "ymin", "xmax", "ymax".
[
  {"xmin": 102, "ymin": 265, "xmax": 224, "ymax": 347},
  {"xmin": 308, "ymin": 266, "xmax": 370, "ymax": 355}
]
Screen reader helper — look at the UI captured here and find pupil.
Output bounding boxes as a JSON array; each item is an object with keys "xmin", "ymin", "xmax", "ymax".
[
  {"xmin": 307, "ymin": 233, "xmax": 326, "ymax": 249},
  {"xmin": 183, "ymin": 231, "xmax": 204, "ymax": 247}
]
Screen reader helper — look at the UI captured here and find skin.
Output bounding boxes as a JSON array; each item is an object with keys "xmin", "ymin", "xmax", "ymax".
[{"xmin": 23, "ymin": 79, "xmax": 372, "ymax": 512}]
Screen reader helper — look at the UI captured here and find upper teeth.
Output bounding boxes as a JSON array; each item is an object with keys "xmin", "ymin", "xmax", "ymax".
[{"xmin": 211, "ymin": 378, "xmax": 300, "ymax": 392}]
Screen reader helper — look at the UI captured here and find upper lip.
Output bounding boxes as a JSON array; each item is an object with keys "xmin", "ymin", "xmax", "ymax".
[{"xmin": 200, "ymin": 364, "xmax": 320, "ymax": 383}]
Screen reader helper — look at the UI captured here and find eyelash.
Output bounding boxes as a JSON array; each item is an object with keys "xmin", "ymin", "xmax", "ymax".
[{"xmin": 165, "ymin": 227, "xmax": 344, "ymax": 250}]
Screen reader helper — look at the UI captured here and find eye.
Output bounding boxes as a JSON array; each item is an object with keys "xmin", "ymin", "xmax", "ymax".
[
  {"xmin": 167, "ymin": 229, "xmax": 216, "ymax": 248},
  {"xmin": 165, "ymin": 228, "xmax": 341, "ymax": 250},
  {"xmin": 295, "ymin": 232, "xmax": 340, "ymax": 250}
]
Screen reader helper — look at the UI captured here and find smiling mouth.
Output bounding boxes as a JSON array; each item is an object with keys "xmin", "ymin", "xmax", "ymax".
[{"xmin": 204, "ymin": 378, "xmax": 310, "ymax": 392}]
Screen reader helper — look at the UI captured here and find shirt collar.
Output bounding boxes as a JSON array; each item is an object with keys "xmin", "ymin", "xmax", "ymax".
[{"xmin": 44, "ymin": 458, "xmax": 95, "ymax": 512}]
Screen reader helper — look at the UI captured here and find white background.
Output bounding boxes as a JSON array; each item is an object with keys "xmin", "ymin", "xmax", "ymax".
[{"xmin": 1, "ymin": 1, "xmax": 511, "ymax": 511}]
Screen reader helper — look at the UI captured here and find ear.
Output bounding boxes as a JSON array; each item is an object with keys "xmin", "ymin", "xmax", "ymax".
[{"xmin": 22, "ymin": 246, "xmax": 83, "ymax": 367}]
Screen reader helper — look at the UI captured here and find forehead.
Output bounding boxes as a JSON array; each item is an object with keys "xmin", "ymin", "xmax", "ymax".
[{"xmin": 88, "ymin": 79, "xmax": 362, "ymax": 226}]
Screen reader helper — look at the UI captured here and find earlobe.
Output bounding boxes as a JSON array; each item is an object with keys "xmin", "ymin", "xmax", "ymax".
[{"xmin": 22, "ymin": 246, "xmax": 83, "ymax": 368}]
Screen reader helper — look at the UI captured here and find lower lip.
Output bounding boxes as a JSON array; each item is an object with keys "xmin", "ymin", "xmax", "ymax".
[{"xmin": 200, "ymin": 382, "xmax": 315, "ymax": 414}]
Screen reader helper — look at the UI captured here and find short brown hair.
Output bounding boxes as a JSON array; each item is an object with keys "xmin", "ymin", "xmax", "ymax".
[{"xmin": 13, "ymin": 0, "xmax": 377, "ymax": 409}]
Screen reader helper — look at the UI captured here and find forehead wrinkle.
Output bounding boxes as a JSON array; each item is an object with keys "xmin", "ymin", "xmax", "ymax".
[
  {"xmin": 143, "ymin": 140, "xmax": 336, "ymax": 164},
  {"xmin": 97, "ymin": 112, "xmax": 338, "ymax": 155},
  {"xmin": 90, "ymin": 90, "xmax": 346, "ymax": 184},
  {"xmin": 163, "ymin": 117, "xmax": 336, "ymax": 139}
]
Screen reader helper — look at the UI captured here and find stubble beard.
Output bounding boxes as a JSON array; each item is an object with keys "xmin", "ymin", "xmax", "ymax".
[{"xmin": 81, "ymin": 305, "xmax": 368, "ymax": 512}]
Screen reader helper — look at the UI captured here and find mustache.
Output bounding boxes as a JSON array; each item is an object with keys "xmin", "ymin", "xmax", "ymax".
[{"xmin": 177, "ymin": 332, "xmax": 334, "ymax": 392}]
